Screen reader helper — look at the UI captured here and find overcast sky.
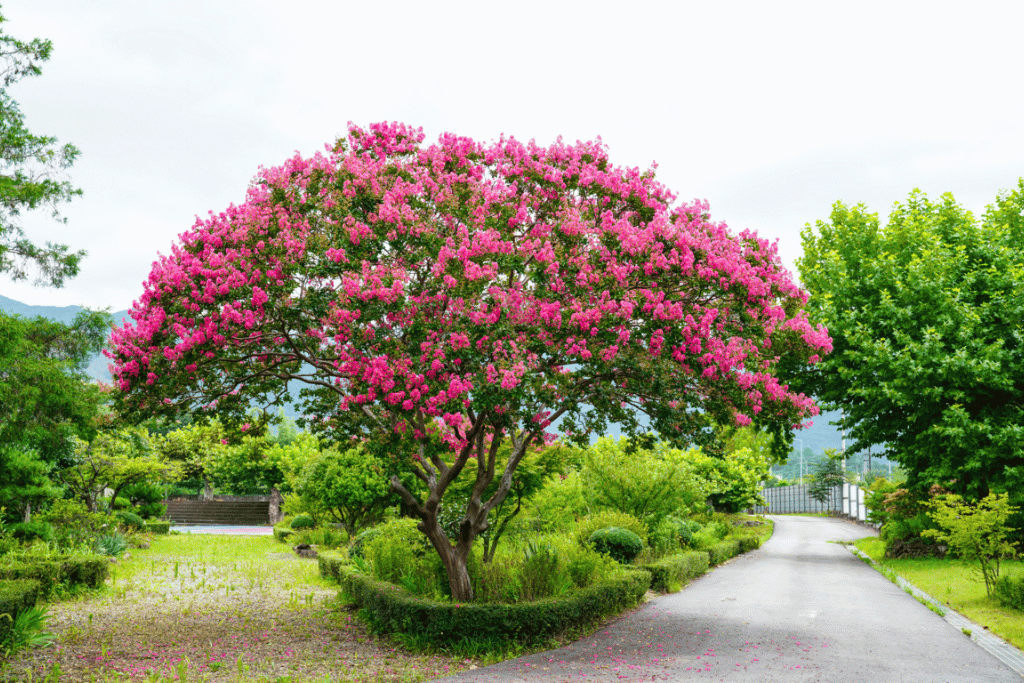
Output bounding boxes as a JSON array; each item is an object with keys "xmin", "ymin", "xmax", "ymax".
[{"xmin": 5, "ymin": 0, "xmax": 1023, "ymax": 312}]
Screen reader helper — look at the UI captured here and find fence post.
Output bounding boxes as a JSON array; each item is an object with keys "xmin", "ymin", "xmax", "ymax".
[{"xmin": 858, "ymin": 487, "xmax": 867, "ymax": 521}]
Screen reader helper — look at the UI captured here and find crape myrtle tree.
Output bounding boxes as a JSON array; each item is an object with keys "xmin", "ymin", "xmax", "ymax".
[{"xmin": 108, "ymin": 123, "xmax": 831, "ymax": 601}]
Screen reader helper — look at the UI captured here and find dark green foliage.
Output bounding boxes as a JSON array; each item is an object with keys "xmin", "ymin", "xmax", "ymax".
[
  {"xmin": 588, "ymin": 527, "xmax": 643, "ymax": 564},
  {"xmin": 994, "ymin": 575, "xmax": 1024, "ymax": 612},
  {"xmin": 290, "ymin": 513, "xmax": 315, "ymax": 530},
  {"xmin": 0, "ymin": 578, "xmax": 40, "ymax": 648},
  {"xmin": 640, "ymin": 551, "xmax": 711, "ymax": 592},
  {"xmin": 0, "ymin": 12, "xmax": 85, "ymax": 287},
  {"xmin": 808, "ymin": 456, "xmax": 844, "ymax": 504},
  {"xmin": 115, "ymin": 510, "xmax": 145, "ymax": 532},
  {"xmin": 318, "ymin": 554, "xmax": 650, "ymax": 645},
  {"xmin": 574, "ymin": 511, "xmax": 647, "ymax": 547},
  {"xmin": 38, "ymin": 499, "xmax": 112, "ymax": 551},
  {"xmin": 120, "ymin": 481, "xmax": 166, "ymax": 519},
  {"xmin": 143, "ymin": 520, "xmax": 170, "ymax": 535},
  {"xmin": 7, "ymin": 522, "xmax": 52, "ymax": 543}
]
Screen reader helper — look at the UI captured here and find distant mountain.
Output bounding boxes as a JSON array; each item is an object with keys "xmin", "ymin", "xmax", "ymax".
[{"xmin": 0, "ymin": 295, "xmax": 857, "ymax": 453}]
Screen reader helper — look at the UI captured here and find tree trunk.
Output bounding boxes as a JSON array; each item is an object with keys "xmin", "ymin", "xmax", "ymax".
[
  {"xmin": 22, "ymin": 503, "xmax": 30, "ymax": 523},
  {"xmin": 202, "ymin": 478, "xmax": 214, "ymax": 501},
  {"xmin": 420, "ymin": 521, "xmax": 475, "ymax": 602},
  {"xmin": 268, "ymin": 487, "xmax": 284, "ymax": 524}
]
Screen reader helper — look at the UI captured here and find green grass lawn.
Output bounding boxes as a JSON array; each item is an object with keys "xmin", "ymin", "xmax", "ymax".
[{"xmin": 854, "ymin": 537, "xmax": 1024, "ymax": 651}]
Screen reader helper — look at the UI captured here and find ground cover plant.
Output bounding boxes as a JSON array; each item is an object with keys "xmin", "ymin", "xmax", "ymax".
[
  {"xmin": 2, "ymin": 534, "xmax": 473, "ymax": 682},
  {"xmin": 854, "ymin": 537, "xmax": 1024, "ymax": 652}
]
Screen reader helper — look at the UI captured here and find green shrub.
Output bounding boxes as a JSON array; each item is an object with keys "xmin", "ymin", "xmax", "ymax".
[
  {"xmin": 115, "ymin": 511, "xmax": 145, "ymax": 532},
  {"xmin": 143, "ymin": 520, "xmax": 170, "ymax": 535},
  {"xmin": 994, "ymin": 574, "xmax": 1024, "ymax": 611},
  {"xmin": 121, "ymin": 482, "xmax": 167, "ymax": 520},
  {"xmin": 365, "ymin": 518, "xmax": 432, "ymax": 585},
  {"xmin": 648, "ymin": 518, "xmax": 681, "ymax": 555},
  {"xmin": 564, "ymin": 544, "xmax": 618, "ymax": 589},
  {"xmin": 290, "ymin": 514, "xmax": 315, "ymax": 530},
  {"xmin": 8, "ymin": 522, "xmax": 53, "ymax": 544},
  {"xmin": 0, "ymin": 555, "xmax": 108, "ymax": 597},
  {"xmin": 94, "ymin": 532, "xmax": 128, "ymax": 557},
  {"xmin": 349, "ymin": 526, "xmax": 384, "ymax": 559},
  {"xmin": 520, "ymin": 542, "xmax": 572, "ymax": 600},
  {"xmin": 707, "ymin": 539, "xmax": 741, "ymax": 565},
  {"xmin": 292, "ymin": 526, "xmax": 348, "ymax": 549},
  {"xmin": 273, "ymin": 522, "xmax": 294, "ymax": 544},
  {"xmin": 575, "ymin": 511, "xmax": 647, "ymax": 548},
  {"xmin": 640, "ymin": 551, "xmax": 711, "ymax": 592},
  {"xmin": 588, "ymin": 527, "xmax": 643, "ymax": 564},
  {"xmin": 322, "ymin": 561, "xmax": 650, "ymax": 645},
  {"xmin": 38, "ymin": 500, "xmax": 112, "ymax": 552},
  {"xmin": 0, "ymin": 578, "xmax": 41, "ymax": 648}
]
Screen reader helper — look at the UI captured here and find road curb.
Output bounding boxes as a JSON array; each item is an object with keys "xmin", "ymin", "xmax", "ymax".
[{"xmin": 848, "ymin": 546, "xmax": 1024, "ymax": 677}]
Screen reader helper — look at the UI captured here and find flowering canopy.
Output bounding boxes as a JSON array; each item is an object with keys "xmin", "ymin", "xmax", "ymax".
[{"xmin": 108, "ymin": 122, "xmax": 829, "ymax": 598}]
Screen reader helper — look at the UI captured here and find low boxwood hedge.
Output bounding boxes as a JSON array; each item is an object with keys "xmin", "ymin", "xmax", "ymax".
[
  {"xmin": 0, "ymin": 555, "xmax": 109, "ymax": 597},
  {"xmin": 318, "ymin": 552, "xmax": 651, "ymax": 644},
  {"xmin": 640, "ymin": 551, "xmax": 711, "ymax": 592},
  {"xmin": 143, "ymin": 520, "xmax": 171, "ymax": 535},
  {"xmin": 273, "ymin": 523, "xmax": 294, "ymax": 543},
  {"xmin": 0, "ymin": 579, "xmax": 41, "ymax": 647}
]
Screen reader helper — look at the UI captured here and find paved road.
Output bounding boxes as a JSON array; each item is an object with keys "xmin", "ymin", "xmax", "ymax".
[{"xmin": 438, "ymin": 516, "xmax": 1022, "ymax": 682}]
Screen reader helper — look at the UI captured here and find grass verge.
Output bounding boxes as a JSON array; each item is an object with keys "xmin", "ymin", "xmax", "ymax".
[{"xmin": 853, "ymin": 537, "xmax": 1024, "ymax": 651}]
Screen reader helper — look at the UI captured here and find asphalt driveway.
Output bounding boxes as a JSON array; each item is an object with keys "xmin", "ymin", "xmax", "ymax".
[{"xmin": 436, "ymin": 515, "xmax": 1022, "ymax": 682}]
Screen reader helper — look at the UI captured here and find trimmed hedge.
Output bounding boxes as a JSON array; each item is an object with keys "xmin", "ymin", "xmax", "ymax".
[
  {"xmin": 318, "ymin": 552, "xmax": 651, "ymax": 644},
  {"xmin": 0, "ymin": 555, "xmax": 109, "ymax": 597},
  {"xmin": 143, "ymin": 520, "xmax": 171, "ymax": 535},
  {"xmin": 273, "ymin": 523, "xmax": 294, "ymax": 543},
  {"xmin": 0, "ymin": 579, "xmax": 41, "ymax": 647},
  {"xmin": 640, "ymin": 551, "xmax": 711, "ymax": 592},
  {"xmin": 707, "ymin": 539, "xmax": 741, "ymax": 566}
]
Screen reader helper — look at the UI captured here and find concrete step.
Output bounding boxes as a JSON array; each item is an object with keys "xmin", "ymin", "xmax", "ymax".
[{"xmin": 164, "ymin": 500, "xmax": 270, "ymax": 526}]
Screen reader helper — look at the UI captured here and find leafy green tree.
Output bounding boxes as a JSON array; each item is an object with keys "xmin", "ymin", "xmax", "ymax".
[
  {"xmin": 0, "ymin": 310, "xmax": 108, "ymax": 466},
  {"xmin": 0, "ymin": 444, "xmax": 60, "ymax": 522},
  {"xmin": 0, "ymin": 11, "xmax": 83, "ymax": 287},
  {"xmin": 797, "ymin": 182, "xmax": 1024, "ymax": 503},
  {"xmin": 923, "ymin": 493, "xmax": 1018, "ymax": 596},
  {"xmin": 292, "ymin": 445, "xmax": 395, "ymax": 535},
  {"xmin": 582, "ymin": 437, "xmax": 711, "ymax": 526},
  {"xmin": 808, "ymin": 451, "xmax": 844, "ymax": 505},
  {"xmin": 59, "ymin": 427, "xmax": 179, "ymax": 512}
]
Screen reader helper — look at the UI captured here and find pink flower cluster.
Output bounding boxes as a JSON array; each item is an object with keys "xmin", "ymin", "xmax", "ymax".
[{"xmin": 108, "ymin": 121, "xmax": 830, "ymax": 448}]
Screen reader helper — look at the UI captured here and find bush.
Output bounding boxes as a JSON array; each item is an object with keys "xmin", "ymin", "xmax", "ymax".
[
  {"xmin": 38, "ymin": 500, "xmax": 112, "ymax": 552},
  {"xmin": 365, "ymin": 518, "xmax": 432, "ymax": 585},
  {"xmin": 564, "ymin": 544, "xmax": 618, "ymax": 589},
  {"xmin": 94, "ymin": 532, "xmax": 128, "ymax": 557},
  {"xmin": 588, "ymin": 527, "xmax": 643, "ymax": 564},
  {"xmin": 290, "ymin": 514, "xmax": 315, "ymax": 530},
  {"xmin": 640, "ymin": 551, "xmax": 711, "ymax": 592},
  {"xmin": 273, "ymin": 522, "xmax": 294, "ymax": 544},
  {"xmin": 994, "ymin": 575, "xmax": 1024, "ymax": 612},
  {"xmin": 0, "ymin": 578, "xmax": 41, "ymax": 648},
  {"xmin": 120, "ymin": 482, "xmax": 167, "ymax": 520},
  {"xmin": 520, "ymin": 542, "xmax": 573, "ymax": 600},
  {"xmin": 707, "ymin": 539, "xmax": 741, "ymax": 565},
  {"xmin": 115, "ymin": 511, "xmax": 146, "ymax": 532},
  {"xmin": 292, "ymin": 526, "xmax": 348, "ymax": 549},
  {"xmin": 0, "ymin": 555, "xmax": 108, "ymax": 597},
  {"xmin": 575, "ymin": 511, "xmax": 647, "ymax": 548},
  {"xmin": 349, "ymin": 526, "xmax": 384, "ymax": 559},
  {"xmin": 8, "ymin": 522, "xmax": 53, "ymax": 544},
  {"xmin": 143, "ymin": 520, "xmax": 170, "ymax": 535},
  {"xmin": 321, "ymin": 559, "xmax": 651, "ymax": 645}
]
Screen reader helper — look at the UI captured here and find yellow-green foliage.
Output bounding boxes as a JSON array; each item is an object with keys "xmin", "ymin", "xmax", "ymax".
[{"xmin": 923, "ymin": 493, "xmax": 1018, "ymax": 596}]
